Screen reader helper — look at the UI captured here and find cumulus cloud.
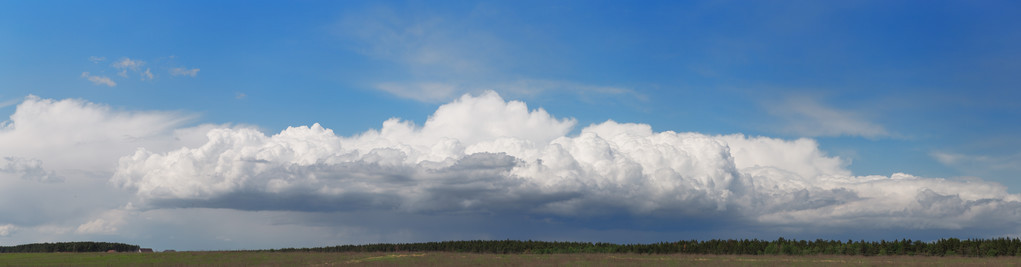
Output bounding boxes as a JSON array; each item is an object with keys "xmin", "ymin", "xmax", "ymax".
[
  {"xmin": 113, "ymin": 91, "xmax": 1021, "ymax": 233},
  {"xmin": 0, "ymin": 92, "xmax": 1016, "ymax": 248},
  {"xmin": 766, "ymin": 96, "xmax": 889, "ymax": 138},
  {"xmin": 170, "ymin": 67, "xmax": 200, "ymax": 77},
  {"xmin": 80, "ymin": 72, "xmax": 116, "ymax": 87}
]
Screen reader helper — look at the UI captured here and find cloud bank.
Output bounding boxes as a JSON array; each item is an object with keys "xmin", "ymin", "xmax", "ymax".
[
  {"xmin": 2, "ymin": 92, "xmax": 1019, "ymax": 249},
  {"xmin": 112, "ymin": 91, "xmax": 1021, "ymax": 233}
]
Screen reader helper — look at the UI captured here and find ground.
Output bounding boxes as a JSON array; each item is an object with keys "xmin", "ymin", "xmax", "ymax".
[{"xmin": 2, "ymin": 252, "xmax": 1019, "ymax": 266}]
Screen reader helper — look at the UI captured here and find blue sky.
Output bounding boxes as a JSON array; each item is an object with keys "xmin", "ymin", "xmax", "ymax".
[{"xmin": 1, "ymin": 1, "xmax": 1020, "ymax": 250}]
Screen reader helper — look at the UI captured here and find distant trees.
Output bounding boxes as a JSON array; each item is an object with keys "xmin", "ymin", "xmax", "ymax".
[
  {"xmin": 269, "ymin": 237, "xmax": 1021, "ymax": 257},
  {"xmin": 0, "ymin": 242, "xmax": 139, "ymax": 253},
  {"xmin": 6, "ymin": 238, "xmax": 1021, "ymax": 256}
]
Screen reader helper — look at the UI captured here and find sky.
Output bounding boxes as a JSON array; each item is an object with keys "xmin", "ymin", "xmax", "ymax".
[{"xmin": 1, "ymin": 0, "xmax": 1020, "ymax": 250}]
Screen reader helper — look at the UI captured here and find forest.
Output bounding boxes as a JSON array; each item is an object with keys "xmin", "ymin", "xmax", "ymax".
[
  {"xmin": 0, "ymin": 242, "xmax": 140, "ymax": 253},
  {"xmin": 271, "ymin": 238, "xmax": 1021, "ymax": 257}
]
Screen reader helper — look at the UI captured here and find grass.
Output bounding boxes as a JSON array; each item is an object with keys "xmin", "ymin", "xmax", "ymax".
[{"xmin": 2, "ymin": 252, "xmax": 1020, "ymax": 266}]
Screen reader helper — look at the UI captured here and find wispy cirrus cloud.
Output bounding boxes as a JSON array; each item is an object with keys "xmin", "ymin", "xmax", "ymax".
[
  {"xmin": 373, "ymin": 79, "xmax": 640, "ymax": 104},
  {"xmin": 932, "ymin": 151, "xmax": 1021, "ymax": 182},
  {"xmin": 765, "ymin": 96, "xmax": 890, "ymax": 138},
  {"xmin": 81, "ymin": 56, "xmax": 198, "ymax": 86},
  {"xmin": 80, "ymin": 72, "xmax": 117, "ymax": 87},
  {"xmin": 336, "ymin": 4, "xmax": 640, "ymax": 103},
  {"xmin": 0, "ymin": 98, "xmax": 19, "ymax": 109},
  {"xmin": 170, "ymin": 67, "xmax": 200, "ymax": 77}
]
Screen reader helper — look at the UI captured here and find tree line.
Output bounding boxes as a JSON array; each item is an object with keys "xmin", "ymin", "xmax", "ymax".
[
  {"xmin": 270, "ymin": 238, "xmax": 1021, "ymax": 257},
  {"xmin": 0, "ymin": 242, "xmax": 140, "ymax": 253}
]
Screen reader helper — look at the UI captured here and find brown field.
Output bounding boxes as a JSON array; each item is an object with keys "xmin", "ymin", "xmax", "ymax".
[{"xmin": 2, "ymin": 251, "xmax": 1020, "ymax": 266}]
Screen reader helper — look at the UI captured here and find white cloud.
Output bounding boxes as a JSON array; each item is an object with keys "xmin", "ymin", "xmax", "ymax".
[
  {"xmin": 0, "ymin": 224, "xmax": 15, "ymax": 237},
  {"xmin": 89, "ymin": 56, "xmax": 106, "ymax": 63},
  {"xmin": 766, "ymin": 96, "xmax": 889, "ymax": 138},
  {"xmin": 111, "ymin": 58, "xmax": 154, "ymax": 80},
  {"xmin": 112, "ymin": 57, "xmax": 144, "ymax": 70},
  {"xmin": 142, "ymin": 68, "xmax": 153, "ymax": 80},
  {"xmin": 75, "ymin": 210, "xmax": 127, "ymax": 235},
  {"xmin": 0, "ymin": 95, "xmax": 201, "ymax": 172},
  {"xmin": 112, "ymin": 91, "xmax": 1021, "ymax": 234},
  {"xmin": 80, "ymin": 72, "xmax": 117, "ymax": 87},
  {"xmin": 0, "ymin": 92, "xmax": 1017, "ymax": 248},
  {"xmin": 170, "ymin": 67, "xmax": 200, "ymax": 77}
]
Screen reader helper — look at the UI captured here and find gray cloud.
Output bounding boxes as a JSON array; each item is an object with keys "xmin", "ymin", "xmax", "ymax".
[{"xmin": 1, "ymin": 157, "xmax": 63, "ymax": 183}]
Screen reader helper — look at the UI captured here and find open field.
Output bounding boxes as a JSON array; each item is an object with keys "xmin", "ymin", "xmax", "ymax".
[{"xmin": 2, "ymin": 252, "xmax": 1020, "ymax": 266}]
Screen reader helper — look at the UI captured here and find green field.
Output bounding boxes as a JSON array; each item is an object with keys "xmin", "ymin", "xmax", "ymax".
[{"xmin": 2, "ymin": 252, "xmax": 1020, "ymax": 266}]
